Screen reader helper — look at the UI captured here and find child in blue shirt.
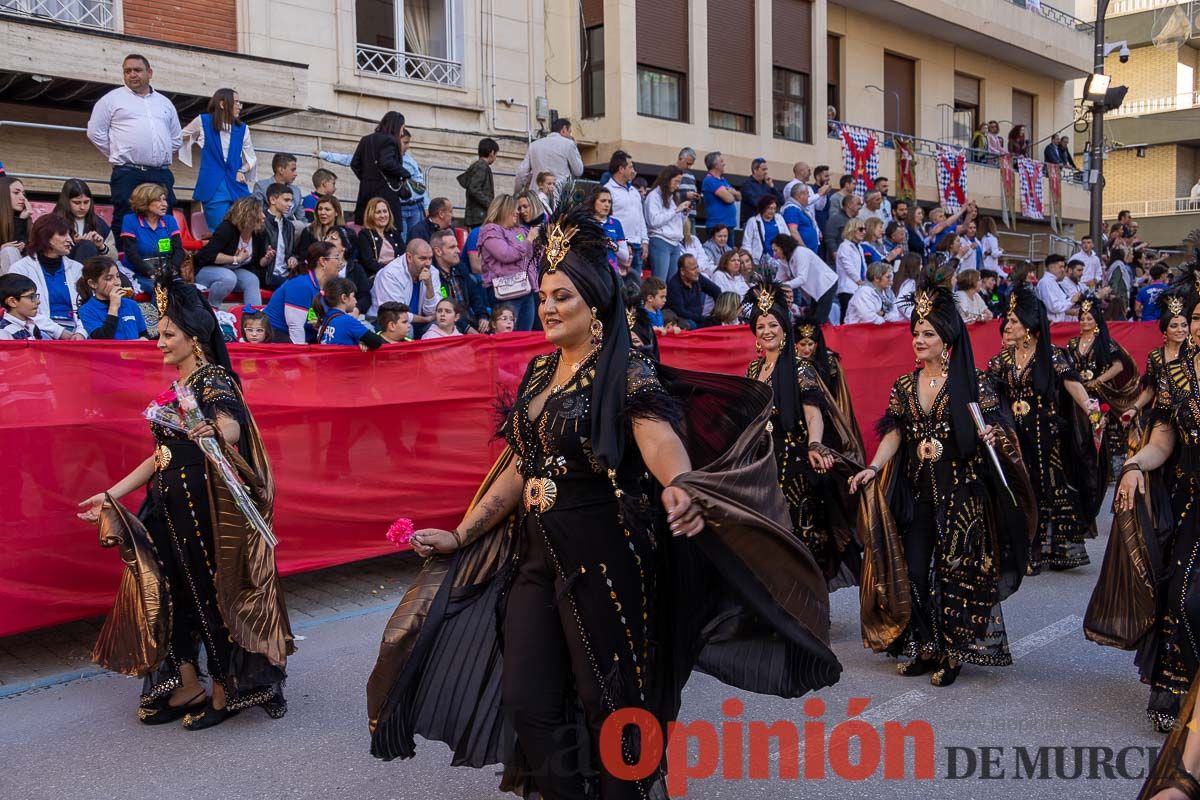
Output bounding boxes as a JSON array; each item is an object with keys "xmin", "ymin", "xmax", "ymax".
[
  {"xmin": 315, "ymin": 276, "xmax": 385, "ymax": 349},
  {"xmin": 303, "ymin": 168, "xmax": 337, "ymax": 222},
  {"xmin": 75, "ymin": 257, "xmax": 148, "ymax": 340}
]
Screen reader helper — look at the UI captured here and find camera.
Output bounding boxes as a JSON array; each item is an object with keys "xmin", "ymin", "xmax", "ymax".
[{"xmin": 1119, "ymin": 45, "xmax": 1130, "ymax": 63}]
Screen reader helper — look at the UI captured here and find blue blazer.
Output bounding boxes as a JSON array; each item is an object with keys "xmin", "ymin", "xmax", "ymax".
[{"xmin": 193, "ymin": 114, "xmax": 250, "ymax": 204}]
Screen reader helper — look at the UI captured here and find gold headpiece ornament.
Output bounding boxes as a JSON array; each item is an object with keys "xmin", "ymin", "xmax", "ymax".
[
  {"xmin": 1081, "ymin": 298, "xmax": 1093, "ymax": 316},
  {"xmin": 1008, "ymin": 292, "xmax": 1018, "ymax": 314},
  {"xmin": 543, "ymin": 221, "xmax": 578, "ymax": 272},
  {"xmin": 155, "ymin": 283, "xmax": 169, "ymax": 318},
  {"xmin": 914, "ymin": 290, "xmax": 934, "ymax": 321},
  {"xmin": 626, "ymin": 306, "xmax": 637, "ymax": 331},
  {"xmin": 1167, "ymin": 295, "xmax": 1185, "ymax": 318},
  {"xmin": 797, "ymin": 323, "xmax": 816, "ymax": 340},
  {"xmin": 754, "ymin": 287, "xmax": 775, "ymax": 316}
]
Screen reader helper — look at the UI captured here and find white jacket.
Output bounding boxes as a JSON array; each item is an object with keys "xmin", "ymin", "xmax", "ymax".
[
  {"xmin": 741, "ymin": 214, "xmax": 781, "ymax": 263},
  {"xmin": 779, "ymin": 246, "xmax": 837, "ymax": 302},
  {"xmin": 644, "ymin": 190, "xmax": 684, "ymax": 245},
  {"xmin": 8, "ymin": 254, "xmax": 84, "ymax": 338},
  {"xmin": 845, "ymin": 284, "xmax": 905, "ymax": 325},
  {"xmin": 369, "ymin": 254, "xmax": 442, "ymax": 319},
  {"xmin": 835, "ymin": 239, "xmax": 867, "ymax": 295},
  {"xmin": 604, "ymin": 178, "xmax": 647, "ymax": 245}
]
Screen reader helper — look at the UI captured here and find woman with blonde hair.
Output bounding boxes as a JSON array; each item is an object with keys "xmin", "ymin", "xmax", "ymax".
[
  {"xmin": 356, "ymin": 197, "xmax": 406, "ymax": 277},
  {"xmin": 118, "ymin": 182, "xmax": 185, "ymax": 294},
  {"xmin": 193, "ymin": 195, "xmax": 270, "ymax": 307},
  {"xmin": 835, "ymin": 218, "xmax": 868, "ymax": 318},
  {"xmin": 478, "ymin": 194, "xmax": 539, "ymax": 330},
  {"xmin": 954, "ymin": 268, "xmax": 992, "ymax": 323}
]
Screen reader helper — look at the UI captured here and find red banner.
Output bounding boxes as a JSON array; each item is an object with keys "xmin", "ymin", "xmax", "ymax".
[{"xmin": 0, "ymin": 322, "xmax": 1164, "ymax": 635}]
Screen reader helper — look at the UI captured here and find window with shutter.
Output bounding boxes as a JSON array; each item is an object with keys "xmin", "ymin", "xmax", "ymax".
[
  {"xmin": 708, "ymin": 0, "xmax": 755, "ymax": 132},
  {"xmin": 636, "ymin": 0, "xmax": 688, "ymax": 121},
  {"xmin": 773, "ymin": 0, "xmax": 812, "ymax": 142}
]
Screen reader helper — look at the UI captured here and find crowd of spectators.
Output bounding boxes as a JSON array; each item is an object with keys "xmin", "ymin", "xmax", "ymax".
[{"xmin": 0, "ymin": 53, "xmax": 1169, "ymax": 346}]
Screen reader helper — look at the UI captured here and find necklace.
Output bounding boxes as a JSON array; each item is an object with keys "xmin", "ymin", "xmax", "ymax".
[
  {"xmin": 920, "ymin": 370, "xmax": 944, "ymax": 388},
  {"xmin": 548, "ymin": 348, "xmax": 597, "ymax": 394}
]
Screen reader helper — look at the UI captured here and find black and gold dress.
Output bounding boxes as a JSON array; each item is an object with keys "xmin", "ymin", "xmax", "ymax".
[
  {"xmin": 865, "ymin": 370, "xmax": 1034, "ymax": 666},
  {"xmin": 1067, "ymin": 334, "xmax": 1139, "ymax": 479},
  {"xmin": 748, "ymin": 354, "xmax": 860, "ymax": 587},
  {"xmin": 92, "ymin": 363, "xmax": 292, "ymax": 719},
  {"xmin": 366, "ymin": 350, "xmax": 841, "ymax": 798},
  {"xmin": 987, "ymin": 346, "xmax": 1100, "ymax": 571}
]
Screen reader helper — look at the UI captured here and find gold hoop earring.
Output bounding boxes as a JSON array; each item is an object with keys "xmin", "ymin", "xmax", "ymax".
[
  {"xmin": 1022, "ymin": 333, "xmax": 1032, "ymax": 349},
  {"xmin": 191, "ymin": 338, "xmax": 205, "ymax": 364},
  {"xmin": 589, "ymin": 307, "xmax": 603, "ymax": 346},
  {"xmin": 940, "ymin": 347, "xmax": 950, "ymax": 376},
  {"xmin": 756, "ymin": 340, "xmax": 765, "ymax": 357}
]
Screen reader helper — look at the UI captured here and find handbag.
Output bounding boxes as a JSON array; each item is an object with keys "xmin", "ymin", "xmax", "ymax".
[
  {"xmin": 372, "ymin": 137, "xmax": 415, "ymax": 201},
  {"xmin": 492, "ymin": 271, "xmax": 532, "ymax": 300}
]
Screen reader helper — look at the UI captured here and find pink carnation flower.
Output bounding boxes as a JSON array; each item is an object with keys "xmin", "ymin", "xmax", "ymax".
[
  {"xmin": 386, "ymin": 518, "xmax": 415, "ymax": 548},
  {"xmin": 155, "ymin": 389, "xmax": 177, "ymax": 406}
]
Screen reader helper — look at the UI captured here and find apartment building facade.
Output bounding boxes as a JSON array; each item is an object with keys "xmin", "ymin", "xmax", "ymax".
[
  {"xmin": 0, "ymin": 0, "xmax": 541, "ymax": 209},
  {"xmin": 546, "ymin": 0, "xmax": 1095, "ymax": 237},
  {"xmin": 1097, "ymin": 0, "xmax": 1200, "ymax": 247}
]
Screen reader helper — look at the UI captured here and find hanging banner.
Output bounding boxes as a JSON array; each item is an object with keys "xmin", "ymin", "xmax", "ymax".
[
  {"xmin": 894, "ymin": 136, "xmax": 917, "ymax": 202},
  {"xmin": 999, "ymin": 153, "xmax": 1018, "ymax": 229},
  {"xmin": 1018, "ymin": 157, "xmax": 1045, "ymax": 220},
  {"xmin": 1046, "ymin": 163, "xmax": 1063, "ymax": 233},
  {"xmin": 840, "ymin": 125, "xmax": 879, "ymax": 197},
  {"xmin": 936, "ymin": 146, "xmax": 968, "ymax": 213}
]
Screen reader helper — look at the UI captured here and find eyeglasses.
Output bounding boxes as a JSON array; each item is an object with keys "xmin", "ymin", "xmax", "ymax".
[{"xmin": 19, "ymin": 292, "xmax": 39, "ymax": 301}]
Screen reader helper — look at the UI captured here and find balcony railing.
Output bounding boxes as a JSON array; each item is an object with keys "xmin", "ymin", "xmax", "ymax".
[
  {"xmin": 1107, "ymin": 91, "xmax": 1200, "ymax": 117},
  {"xmin": 1103, "ymin": 196, "xmax": 1200, "ymax": 218},
  {"xmin": 827, "ymin": 121, "xmax": 1088, "ymax": 186},
  {"xmin": 1109, "ymin": 0, "xmax": 1185, "ymax": 15},
  {"xmin": 356, "ymin": 44, "xmax": 463, "ymax": 88},
  {"xmin": 1001, "ymin": 0, "xmax": 1095, "ymax": 33},
  {"xmin": 0, "ymin": 0, "xmax": 114, "ymax": 30}
]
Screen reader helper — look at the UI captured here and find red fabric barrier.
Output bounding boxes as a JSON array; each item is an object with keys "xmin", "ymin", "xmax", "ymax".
[{"xmin": 0, "ymin": 322, "xmax": 1163, "ymax": 635}]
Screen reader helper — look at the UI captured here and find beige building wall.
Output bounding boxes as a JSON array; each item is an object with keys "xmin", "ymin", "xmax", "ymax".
[
  {"xmin": 1, "ymin": 0, "xmax": 542, "ymax": 214},
  {"xmin": 546, "ymin": 0, "xmax": 1088, "ymax": 219}
]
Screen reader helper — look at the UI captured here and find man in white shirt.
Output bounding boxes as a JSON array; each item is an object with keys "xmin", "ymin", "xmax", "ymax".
[
  {"xmin": 1068, "ymin": 235, "xmax": 1104, "ymax": 289},
  {"xmin": 1034, "ymin": 254, "xmax": 1078, "ymax": 323},
  {"xmin": 604, "ymin": 150, "xmax": 647, "ymax": 275},
  {"xmin": 513, "ymin": 117, "xmax": 584, "ymax": 200},
  {"xmin": 1191, "ymin": 177, "xmax": 1200, "ymax": 209},
  {"xmin": 1061, "ymin": 258, "xmax": 1084, "ymax": 304},
  {"xmin": 87, "ymin": 54, "xmax": 182, "ymax": 237},
  {"xmin": 368, "ymin": 240, "xmax": 441, "ymax": 335},
  {"xmin": 855, "ymin": 191, "xmax": 890, "ymax": 226}
]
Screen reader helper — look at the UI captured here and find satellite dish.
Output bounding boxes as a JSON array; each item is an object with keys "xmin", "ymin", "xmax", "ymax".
[{"xmin": 1152, "ymin": 2, "xmax": 1193, "ymax": 51}]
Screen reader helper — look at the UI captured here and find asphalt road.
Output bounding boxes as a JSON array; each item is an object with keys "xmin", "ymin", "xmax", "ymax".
[{"xmin": 0, "ymin": 489, "xmax": 1164, "ymax": 800}]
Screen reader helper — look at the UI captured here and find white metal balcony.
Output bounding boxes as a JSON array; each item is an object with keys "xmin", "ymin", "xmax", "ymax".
[
  {"xmin": 0, "ymin": 0, "xmax": 113, "ymax": 31},
  {"xmin": 1107, "ymin": 91, "xmax": 1200, "ymax": 117},
  {"xmin": 1104, "ymin": 196, "xmax": 1200, "ymax": 218},
  {"xmin": 356, "ymin": 43, "xmax": 463, "ymax": 88}
]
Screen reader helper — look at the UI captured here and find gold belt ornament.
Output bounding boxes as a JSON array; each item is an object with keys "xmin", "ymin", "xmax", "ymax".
[
  {"xmin": 916, "ymin": 438, "xmax": 944, "ymax": 462},
  {"xmin": 1080, "ymin": 369, "xmax": 1094, "ymax": 382},
  {"xmin": 1012, "ymin": 399, "xmax": 1031, "ymax": 417},
  {"xmin": 523, "ymin": 477, "xmax": 558, "ymax": 512},
  {"xmin": 154, "ymin": 444, "xmax": 172, "ymax": 471}
]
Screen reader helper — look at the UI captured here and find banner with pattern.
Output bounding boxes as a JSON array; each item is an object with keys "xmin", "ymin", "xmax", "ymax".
[
  {"xmin": 1018, "ymin": 157, "xmax": 1045, "ymax": 220},
  {"xmin": 999, "ymin": 154, "xmax": 1018, "ymax": 229},
  {"xmin": 1045, "ymin": 163, "xmax": 1062, "ymax": 232},
  {"xmin": 894, "ymin": 136, "xmax": 917, "ymax": 202},
  {"xmin": 840, "ymin": 126, "xmax": 879, "ymax": 197},
  {"xmin": 936, "ymin": 146, "xmax": 968, "ymax": 213}
]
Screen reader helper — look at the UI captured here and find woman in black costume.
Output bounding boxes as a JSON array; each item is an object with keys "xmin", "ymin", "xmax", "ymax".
[
  {"xmin": 77, "ymin": 268, "xmax": 291, "ymax": 729},
  {"xmin": 794, "ymin": 314, "xmax": 865, "ymax": 457},
  {"xmin": 1122, "ymin": 294, "xmax": 1191, "ymax": 430},
  {"xmin": 745, "ymin": 293, "xmax": 861, "ymax": 587},
  {"xmin": 849, "ymin": 271, "xmax": 1035, "ymax": 687},
  {"xmin": 1066, "ymin": 293, "xmax": 1139, "ymax": 481},
  {"xmin": 1107, "ymin": 283, "xmax": 1200, "ymax": 733},
  {"xmin": 365, "ymin": 208, "xmax": 841, "ymax": 799},
  {"xmin": 986, "ymin": 284, "xmax": 1100, "ymax": 572}
]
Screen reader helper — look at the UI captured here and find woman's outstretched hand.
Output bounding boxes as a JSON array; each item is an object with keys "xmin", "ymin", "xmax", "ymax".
[
  {"xmin": 663, "ymin": 486, "xmax": 703, "ymax": 537},
  {"xmin": 1114, "ymin": 469, "xmax": 1145, "ymax": 513},
  {"xmin": 77, "ymin": 493, "xmax": 107, "ymax": 523},
  {"xmin": 848, "ymin": 469, "xmax": 877, "ymax": 494},
  {"xmin": 409, "ymin": 528, "xmax": 460, "ymax": 557}
]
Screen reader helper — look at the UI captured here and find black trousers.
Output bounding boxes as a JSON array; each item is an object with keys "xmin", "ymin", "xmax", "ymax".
[
  {"xmin": 502, "ymin": 525, "xmax": 640, "ymax": 800},
  {"xmin": 837, "ymin": 292, "xmax": 853, "ymax": 320}
]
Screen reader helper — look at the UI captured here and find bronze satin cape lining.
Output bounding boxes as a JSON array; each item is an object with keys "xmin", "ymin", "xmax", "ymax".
[
  {"xmin": 1084, "ymin": 423, "xmax": 1160, "ymax": 650},
  {"xmin": 857, "ymin": 428, "xmax": 1037, "ymax": 654},
  {"xmin": 1139, "ymin": 671, "xmax": 1200, "ymax": 799},
  {"xmin": 365, "ymin": 364, "xmax": 842, "ymax": 764},
  {"xmin": 92, "ymin": 398, "xmax": 293, "ymax": 675}
]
